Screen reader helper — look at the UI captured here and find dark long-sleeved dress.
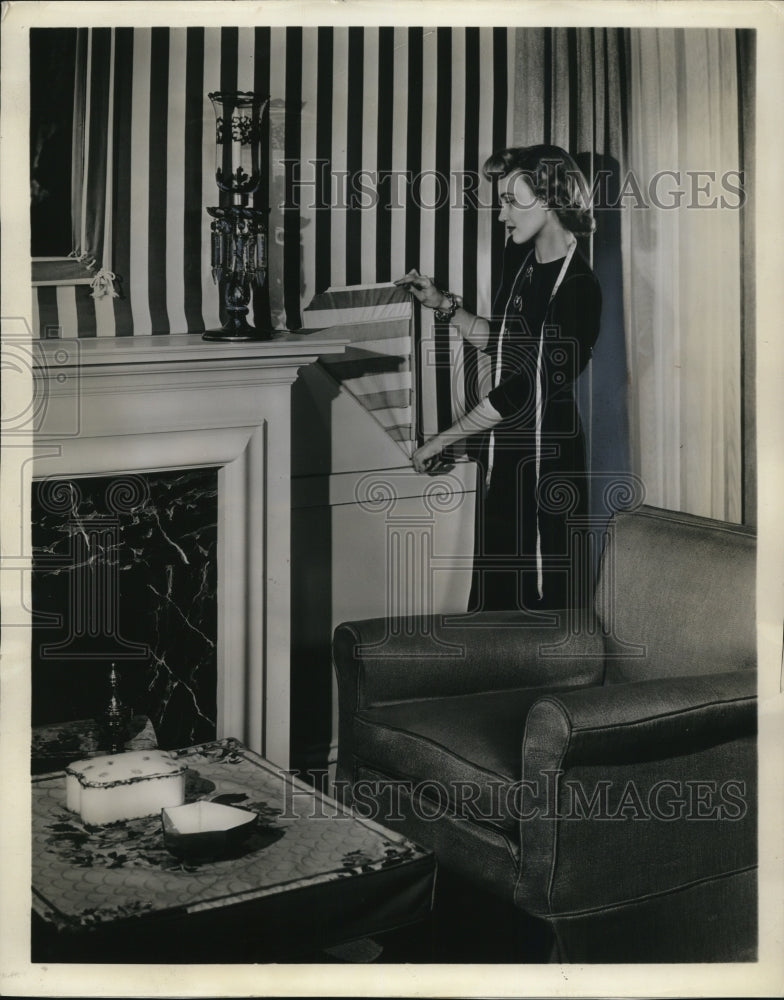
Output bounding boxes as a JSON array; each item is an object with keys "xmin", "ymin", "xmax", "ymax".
[{"xmin": 467, "ymin": 239, "xmax": 602, "ymax": 613}]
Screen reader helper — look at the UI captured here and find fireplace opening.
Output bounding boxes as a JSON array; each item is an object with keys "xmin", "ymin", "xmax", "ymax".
[{"xmin": 31, "ymin": 467, "xmax": 218, "ymax": 750}]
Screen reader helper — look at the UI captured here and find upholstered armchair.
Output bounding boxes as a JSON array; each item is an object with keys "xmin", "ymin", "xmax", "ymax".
[{"xmin": 332, "ymin": 505, "xmax": 757, "ymax": 962}]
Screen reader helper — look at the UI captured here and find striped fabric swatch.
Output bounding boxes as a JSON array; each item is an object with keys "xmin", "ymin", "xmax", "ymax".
[{"xmin": 302, "ymin": 284, "xmax": 415, "ymax": 454}]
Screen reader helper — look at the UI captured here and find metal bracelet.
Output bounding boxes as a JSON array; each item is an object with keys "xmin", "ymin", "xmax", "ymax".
[{"xmin": 433, "ymin": 290, "xmax": 459, "ymax": 322}]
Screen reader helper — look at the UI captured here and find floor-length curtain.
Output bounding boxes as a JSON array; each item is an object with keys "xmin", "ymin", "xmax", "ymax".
[
  {"xmin": 623, "ymin": 29, "xmax": 743, "ymax": 523},
  {"xmin": 737, "ymin": 29, "xmax": 755, "ymax": 527}
]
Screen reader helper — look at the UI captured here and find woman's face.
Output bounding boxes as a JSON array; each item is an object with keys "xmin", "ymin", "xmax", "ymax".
[{"xmin": 497, "ymin": 170, "xmax": 550, "ymax": 244}]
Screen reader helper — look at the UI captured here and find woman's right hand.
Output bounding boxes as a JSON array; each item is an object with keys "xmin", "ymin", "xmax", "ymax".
[{"xmin": 394, "ymin": 269, "xmax": 445, "ymax": 310}]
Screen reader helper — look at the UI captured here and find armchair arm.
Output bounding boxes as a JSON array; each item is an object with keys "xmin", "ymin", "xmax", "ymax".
[
  {"xmin": 333, "ymin": 611, "xmax": 605, "ymax": 708},
  {"xmin": 517, "ymin": 670, "xmax": 757, "ymax": 919}
]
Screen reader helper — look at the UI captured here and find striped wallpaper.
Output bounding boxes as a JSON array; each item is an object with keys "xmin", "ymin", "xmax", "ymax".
[
  {"xmin": 31, "ymin": 26, "xmax": 515, "ymax": 328},
  {"xmin": 32, "ymin": 25, "xmax": 522, "ymax": 440},
  {"xmin": 32, "ymin": 26, "xmax": 635, "ymax": 449}
]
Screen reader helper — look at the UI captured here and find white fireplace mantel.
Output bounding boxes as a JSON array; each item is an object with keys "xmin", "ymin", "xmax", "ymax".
[{"xmin": 32, "ymin": 332, "xmax": 347, "ymax": 768}]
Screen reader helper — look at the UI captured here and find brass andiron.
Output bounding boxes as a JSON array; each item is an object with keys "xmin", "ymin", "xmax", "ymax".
[
  {"xmin": 101, "ymin": 663, "xmax": 129, "ymax": 753},
  {"xmin": 203, "ymin": 91, "xmax": 272, "ymax": 342}
]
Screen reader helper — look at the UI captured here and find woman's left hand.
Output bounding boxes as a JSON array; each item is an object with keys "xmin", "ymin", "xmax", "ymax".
[{"xmin": 412, "ymin": 438, "xmax": 444, "ymax": 474}]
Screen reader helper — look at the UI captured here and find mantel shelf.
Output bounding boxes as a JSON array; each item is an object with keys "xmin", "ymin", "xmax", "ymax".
[{"xmin": 33, "ymin": 331, "xmax": 346, "ymax": 372}]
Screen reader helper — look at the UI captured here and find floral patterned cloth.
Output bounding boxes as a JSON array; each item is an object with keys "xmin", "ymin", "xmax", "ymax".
[{"xmin": 33, "ymin": 738, "xmax": 432, "ymax": 932}]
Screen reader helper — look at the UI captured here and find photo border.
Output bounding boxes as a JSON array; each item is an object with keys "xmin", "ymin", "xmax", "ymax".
[{"xmin": 2, "ymin": 1, "xmax": 782, "ymax": 997}]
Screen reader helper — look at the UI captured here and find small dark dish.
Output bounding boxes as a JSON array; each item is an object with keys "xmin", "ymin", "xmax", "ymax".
[{"xmin": 161, "ymin": 800, "xmax": 258, "ymax": 858}]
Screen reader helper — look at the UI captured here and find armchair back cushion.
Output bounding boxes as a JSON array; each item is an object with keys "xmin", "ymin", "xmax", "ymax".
[{"xmin": 596, "ymin": 506, "xmax": 756, "ymax": 683}]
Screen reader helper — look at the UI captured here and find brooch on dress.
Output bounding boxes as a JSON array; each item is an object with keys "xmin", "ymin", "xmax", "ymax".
[{"xmin": 512, "ymin": 265, "xmax": 534, "ymax": 310}]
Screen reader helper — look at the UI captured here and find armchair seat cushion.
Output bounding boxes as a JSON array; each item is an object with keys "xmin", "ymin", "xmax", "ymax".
[{"xmin": 352, "ymin": 686, "xmax": 572, "ymax": 832}]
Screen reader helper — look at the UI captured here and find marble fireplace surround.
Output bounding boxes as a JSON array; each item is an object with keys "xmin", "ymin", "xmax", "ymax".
[{"xmin": 32, "ymin": 333, "xmax": 347, "ymax": 768}]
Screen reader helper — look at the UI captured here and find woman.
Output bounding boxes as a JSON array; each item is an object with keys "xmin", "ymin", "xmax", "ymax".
[{"xmin": 396, "ymin": 145, "xmax": 601, "ymax": 613}]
